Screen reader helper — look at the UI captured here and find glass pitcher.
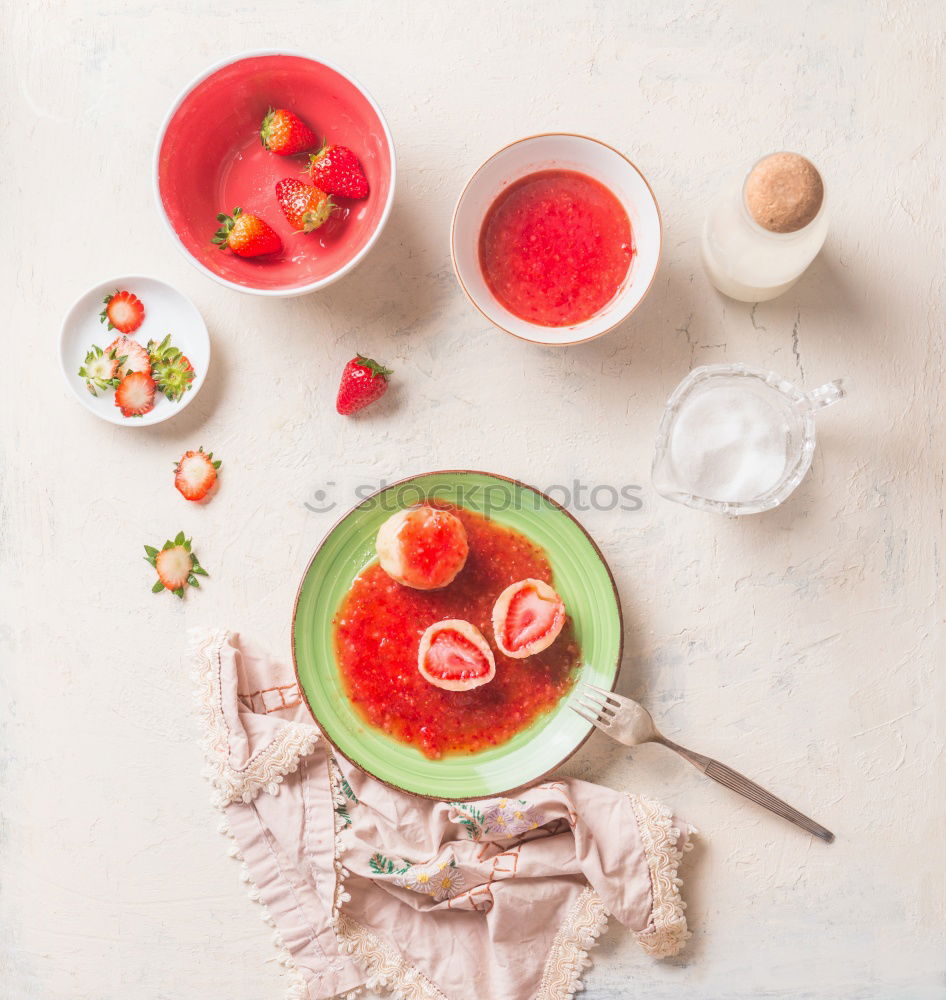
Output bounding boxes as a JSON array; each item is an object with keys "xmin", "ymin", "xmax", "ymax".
[{"xmin": 652, "ymin": 363, "xmax": 845, "ymax": 515}]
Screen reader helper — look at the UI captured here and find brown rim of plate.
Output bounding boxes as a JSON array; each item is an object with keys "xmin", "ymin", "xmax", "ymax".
[
  {"xmin": 290, "ymin": 468, "xmax": 625, "ymax": 802},
  {"xmin": 450, "ymin": 132, "xmax": 664, "ymax": 347}
]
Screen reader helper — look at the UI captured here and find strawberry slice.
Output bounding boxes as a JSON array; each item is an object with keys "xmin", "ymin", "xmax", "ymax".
[
  {"xmin": 107, "ymin": 335, "xmax": 151, "ymax": 377},
  {"xmin": 100, "ymin": 290, "xmax": 145, "ymax": 333},
  {"xmin": 114, "ymin": 371, "xmax": 156, "ymax": 418},
  {"xmin": 417, "ymin": 620, "xmax": 496, "ymax": 691},
  {"xmin": 174, "ymin": 447, "xmax": 221, "ymax": 501},
  {"xmin": 492, "ymin": 579, "xmax": 566, "ymax": 658},
  {"xmin": 144, "ymin": 532, "xmax": 208, "ymax": 598}
]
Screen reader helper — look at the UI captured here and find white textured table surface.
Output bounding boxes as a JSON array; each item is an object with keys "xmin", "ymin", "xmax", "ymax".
[{"xmin": 3, "ymin": 1, "xmax": 945, "ymax": 998}]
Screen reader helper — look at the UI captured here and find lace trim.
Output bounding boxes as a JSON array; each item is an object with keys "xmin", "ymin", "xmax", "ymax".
[
  {"xmin": 628, "ymin": 794, "xmax": 693, "ymax": 958},
  {"xmin": 190, "ymin": 628, "xmax": 319, "ymax": 805},
  {"xmin": 328, "ymin": 756, "xmax": 353, "ymax": 920},
  {"xmin": 336, "ymin": 913, "xmax": 447, "ymax": 1000},
  {"xmin": 535, "ymin": 886, "xmax": 609, "ymax": 1000}
]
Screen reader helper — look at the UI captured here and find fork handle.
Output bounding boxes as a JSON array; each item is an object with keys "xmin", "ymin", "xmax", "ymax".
[{"xmin": 658, "ymin": 738, "xmax": 835, "ymax": 843}]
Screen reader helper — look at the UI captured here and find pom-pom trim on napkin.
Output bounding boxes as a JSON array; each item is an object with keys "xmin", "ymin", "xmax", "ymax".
[
  {"xmin": 216, "ymin": 815, "xmax": 315, "ymax": 1000},
  {"xmin": 628, "ymin": 794, "xmax": 694, "ymax": 958},
  {"xmin": 191, "ymin": 628, "xmax": 319, "ymax": 806}
]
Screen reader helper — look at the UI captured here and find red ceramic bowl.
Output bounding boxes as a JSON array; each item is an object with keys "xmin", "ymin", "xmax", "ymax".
[{"xmin": 154, "ymin": 51, "xmax": 395, "ymax": 296}]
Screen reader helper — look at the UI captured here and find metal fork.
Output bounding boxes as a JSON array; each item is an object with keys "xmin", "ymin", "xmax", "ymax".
[{"xmin": 573, "ymin": 684, "xmax": 834, "ymax": 843}]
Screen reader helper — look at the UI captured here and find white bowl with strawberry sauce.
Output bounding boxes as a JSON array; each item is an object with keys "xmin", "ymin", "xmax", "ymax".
[
  {"xmin": 153, "ymin": 51, "xmax": 396, "ymax": 297},
  {"xmin": 58, "ymin": 275, "xmax": 210, "ymax": 426},
  {"xmin": 451, "ymin": 134, "xmax": 662, "ymax": 346}
]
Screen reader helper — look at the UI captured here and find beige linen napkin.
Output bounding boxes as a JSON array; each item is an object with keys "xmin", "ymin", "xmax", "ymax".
[{"xmin": 191, "ymin": 629, "xmax": 695, "ymax": 1000}]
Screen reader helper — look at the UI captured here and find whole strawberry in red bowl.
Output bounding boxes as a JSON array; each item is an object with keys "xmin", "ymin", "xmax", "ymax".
[{"xmin": 154, "ymin": 51, "xmax": 395, "ymax": 297}]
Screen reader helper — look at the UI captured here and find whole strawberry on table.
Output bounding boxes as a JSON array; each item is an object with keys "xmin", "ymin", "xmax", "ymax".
[{"xmin": 336, "ymin": 355, "xmax": 392, "ymax": 415}]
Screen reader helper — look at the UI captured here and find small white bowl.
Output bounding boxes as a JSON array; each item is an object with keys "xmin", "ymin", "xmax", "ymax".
[
  {"xmin": 452, "ymin": 134, "xmax": 662, "ymax": 346},
  {"xmin": 59, "ymin": 275, "xmax": 210, "ymax": 426}
]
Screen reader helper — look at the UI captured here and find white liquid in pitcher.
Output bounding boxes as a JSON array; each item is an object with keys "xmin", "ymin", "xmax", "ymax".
[{"xmin": 668, "ymin": 382, "xmax": 791, "ymax": 502}]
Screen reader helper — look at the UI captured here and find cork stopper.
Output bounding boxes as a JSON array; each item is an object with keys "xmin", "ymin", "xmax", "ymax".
[{"xmin": 744, "ymin": 153, "xmax": 823, "ymax": 234}]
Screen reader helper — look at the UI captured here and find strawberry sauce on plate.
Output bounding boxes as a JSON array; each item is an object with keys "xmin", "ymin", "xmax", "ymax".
[
  {"xmin": 334, "ymin": 505, "xmax": 580, "ymax": 759},
  {"xmin": 478, "ymin": 169, "xmax": 634, "ymax": 327}
]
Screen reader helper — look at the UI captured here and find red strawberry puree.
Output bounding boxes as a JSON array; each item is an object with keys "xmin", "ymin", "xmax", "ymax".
[
  {"xmin": 334, "ymin": 505, "xmax": 581, "ymax": 759},
  {"xmin": 479, "ymin": 169, "xmax": 634, "ymax": 327}
]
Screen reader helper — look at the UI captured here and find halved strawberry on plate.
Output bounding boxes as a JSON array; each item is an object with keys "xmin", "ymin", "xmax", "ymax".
[
  {"xmin": 491, "ymin": 578, "xmax": 566, "ymax": 659},
  {"xmin": 417, "ymin": 620, "xmax": 496, "ymax": 691}
]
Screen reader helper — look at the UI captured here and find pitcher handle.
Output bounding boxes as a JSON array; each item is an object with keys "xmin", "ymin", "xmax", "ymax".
[{"xmin": 805, "ymin": 378, "xmax": 846, "ymax": 411}]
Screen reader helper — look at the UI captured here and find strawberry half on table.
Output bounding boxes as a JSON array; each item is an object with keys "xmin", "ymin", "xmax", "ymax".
[
  {"xmin": 275, "ymin": 178, "xmax": 335, "ymax": 233},
  {"xmin": 100, "ymin": 290, "xmax": 145, "ymax": 333},
  {"xmin": 144, "ymin": 532, "xmax": 207, "ymax": 598},
  {"xmin": 174, "ymin": 447, "xmax": 221, "ymax": 502},
  {"xmin": 260, "ymin": 107, "xmax": 317, "ymax": 155},
  {"xmin": 307, "ymin": 142, "xmax": 369, "ymax": 199},
  {"xmin": 213, "ymin": 207, "xmax": 282, "ymax": 257},
  {"xmin": 336, "ymin": 355, "xmax": 393, "ymax": 415}
]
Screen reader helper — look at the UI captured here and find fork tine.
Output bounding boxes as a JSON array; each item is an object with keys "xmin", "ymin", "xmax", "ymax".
[
  {"xmin": 576, "ymin": 699, "xmax": 613, "ymax": 728},
  {"xmin": 578, "ymin": 684, "xmax": 605, "ymax": 704},
  {"xmin": 577, "ymin": 694, "xmax": 608, "ymax": 717},
  {"xmin": 570, "ymin": 704, "xmax": 612, "ymax": 731},
  {"xmin": 570, "ymin": 704, "xmax": 600, "ymax": 726},
  {"xmin": 579, "ymin": 694, "xmax": 614, "ymax": 718},
  {"xmin": 586, "ymin": 683, "xmax": 623, "ymax": 704}
]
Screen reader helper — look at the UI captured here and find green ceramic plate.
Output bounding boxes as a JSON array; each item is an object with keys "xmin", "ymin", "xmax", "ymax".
[{"xmin": 292, "ymin": 470, "xmax": 623, "ymax": 799}]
